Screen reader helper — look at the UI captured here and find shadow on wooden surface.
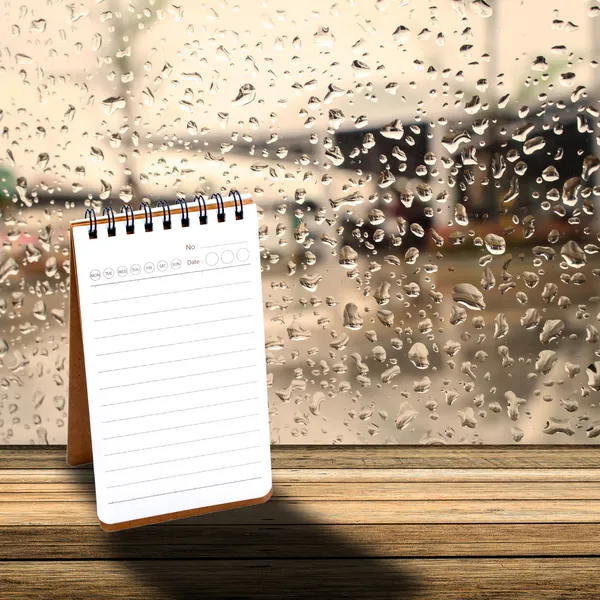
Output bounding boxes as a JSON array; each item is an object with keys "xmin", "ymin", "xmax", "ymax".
[
  {"xmin": 62, "ymin": 450, "xmax": 419, "ymax": 600},
  {"xmin": 111, "ymin": 512, "xmax": 419, "ymax": 600},
  {"xmin": 2, "ymin": 446, "xmax": 600, "ymax": 599}
]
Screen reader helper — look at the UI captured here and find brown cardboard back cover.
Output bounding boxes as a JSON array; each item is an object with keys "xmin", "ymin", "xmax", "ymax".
[{"xmin": 67, "ymin": 234, "xmax": 93, "ymax": 466}]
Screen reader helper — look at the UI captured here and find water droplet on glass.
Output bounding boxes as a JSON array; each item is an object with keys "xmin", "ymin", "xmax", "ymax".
[
  {"xmin": 452, "ymin": 284, "xmax": 486, "ymax": 311},
  {"xmin": 102, "ymin": 96, "xmax": 126, "ymax": 115},
  {"xmin": 484, "ymin": 233, "xmax": 506, "ymax": 255},
  {"xmin": 561, "ymin": 240, "xmax": 586, "ymax": 268},
  {"xmin": 380, "ymin": 120, "xmax": 404, "ymax": 140},
  {"xmin": 232, "ymin": 84, "xmax": 256, "ymax": 106},
  {"xmin": 539, "ymin": 319, "xmax": 565, "ymax": 344},
  {"xmin": 395, "ymin": 402, "xmax": 418, "ymax": 430},
  {"xmin": 408, "ymin": 343, "xmax": 429, "ymax": 369},
  {"xmin": 29, "ymin": 19, "xmax": 46, "ymax": 33}
]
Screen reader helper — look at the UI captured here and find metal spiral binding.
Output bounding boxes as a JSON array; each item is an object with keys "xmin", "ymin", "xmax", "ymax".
[
  {"xmin": 121, "ymin": 204, "xmax": 135, "ymax": 234},
  {"xmin": 85, "ymin": 208, "xmax": 97, "ymax": 239},
  {"xmin": 212, "ymin": 193, "xmax": 226, "ymax": 222},
  {"xmin": 230, "ymin": 190, "xmax": 244, "ymax": 220},
  {"xmin": 176, "ymin": 198, "xmax": 190, "ymax": 227},
  {"xmin": 157, "ymin": 200, "xmax": 172, "ymax": 230},
  {"xmin": 195, "ymin": 193, "xmax": 208, "ymax": 225},
  {"xmin": 82, "ymin": 190, "xmax": 245, "ymax": 238},
  {"xmin": 140, "ymin": 201, "xmax": 153, "ymax": 232},
  {"xmin": 102, "ymin": 206, "xmax": 116, "ymax": 236}
]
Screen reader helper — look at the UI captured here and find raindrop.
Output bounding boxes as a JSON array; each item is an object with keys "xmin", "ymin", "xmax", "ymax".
[
  {"xmin": 441, "ymin": 130, "xmax": 471, "ymax": 153},
  {"xmin": 36, "ymin": 152, "xmax": 49, "ymax": 170},
  {"xmin": 561, "ymin": 240, "xmax": 586, "ymax": 268},
  {"xmin": 343, "ymin": 303, "xmax": 364, "ymax": 330},
  {"xmin": 380, "ymin": 120, "xmax": 404, "ymax": 140},
  {"xmin": 395, "ymin": 402, "xmax": 418, "ymax": 430},
  {"xmin": 102, "ymin": 96, "xmax": 126, "ymax": 115},
  {"xmin": 382, "ymin": 365, "xmax": 401, "ymax": 384},
  {"xmin": 539, "ymin": 319, "xmax": 565, "ymax": 344},
  {"xmin": 484, "ymin": 233, "xmax": 506, "ymax": 255},
  {"xmin": 452, "ymin": 284, "xmax": 486, "ymax": 310},
  {"xmin": 30, "ymin": 19, "xmax": 47, "ymax": 33},
  {"xmin": 232, "ymin": 84, "xmax": 256, "ymax": 106},
  {"xmin": 408, "ymin": 343, "xmax": 430, "ymax": 369},
  {"xmin": 314, "ymin": 27, "xmax": 335, "ymax": 47}
]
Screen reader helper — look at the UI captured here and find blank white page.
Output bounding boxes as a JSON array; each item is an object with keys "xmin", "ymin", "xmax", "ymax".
[{"xmin": 71, "ymin": 200, "xmax": 271, "ymax": 526}]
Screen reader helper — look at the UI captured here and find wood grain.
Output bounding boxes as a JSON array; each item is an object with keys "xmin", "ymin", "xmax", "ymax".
[
  {"xmin": 4, "ymin": 467, "xmax": 600, "ymax": 483},
  {"xmin": 3, "ymin": 498, "xmax": 600, "ymax": 525},
  {"xmin": 0, "ymin": 559, "xmax": 599, "ymax": 599},
  {"xmin": 1, "ymin": 446, "xmax": 599, "ymax": 599},
  {"xmin": 3, "ymin": 481, "xmax": 600, "ymax": 500},
  {"xmin": 3, "ymin": 445, "xmax": 600, "ymax": 469},
  {"xmin": 1, "ymin": 524, "xmax": 599, "ymax": 559}
]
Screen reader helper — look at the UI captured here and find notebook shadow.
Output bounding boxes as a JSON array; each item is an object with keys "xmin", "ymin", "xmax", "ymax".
[{"xmin": 107, "ymin": 497, "xmax": 420, "ymax": 599}]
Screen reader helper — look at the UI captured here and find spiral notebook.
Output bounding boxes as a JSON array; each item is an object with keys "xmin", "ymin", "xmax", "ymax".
[{"xmin": 67, "ymin": 193, "xmax": 272, "ymax": 531}]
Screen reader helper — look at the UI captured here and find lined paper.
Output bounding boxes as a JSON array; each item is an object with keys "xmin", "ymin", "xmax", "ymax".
[{"xmin": 71, "ymin": 202, "xmax": 271, "ymax": 525}]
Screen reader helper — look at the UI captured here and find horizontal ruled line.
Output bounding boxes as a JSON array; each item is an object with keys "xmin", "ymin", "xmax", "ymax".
[
  {"xmin": 100, "ymin": 380, "xmax": 258, "ymax": 407},
  {"xmin": 92, "ymin": 280, "xmax": 251, "ymax": 305},
  {"xmin": 95, "ymin": 314, "xmax": 253, "ymax": 339},
  {"xmin": 108, "ymin": 477, "xmax": 261, "ymax": 504},
  {"xmin": 99, "ymin": 364, "xmax": 256, "ymax": 391},
  {"xmin": 105, "ymin": 445, "xmax": 261, "ymax": 472},
  {"xmin": 104, "ymin": 413, "xmax": 259, "ymax": 440},
  {"xmin": 105, "ymin": 429, "xmax": 261, "ymax": 456},
  {"xmin": 91, "ymin": 262, "xmax": 250, "ymax": 287},
  {"xmin": 98, "ymin": 348, "xmax": 254, "ymax": 374},
  {"xmin": 96, "ymin": 331, "xmax": 255, "ymax": 357},
  {"xmin": 94, "ymin": 297, "xmax": 252, "ymax": 322},
  {"xmin": 102, "ymin": 397, "xmax": 257, "ymax": 424},
  {"xmin": 196, "ymin": 240, "xmax": 248, "ymax": 249},
  {"xmin": 107, "ymin": 460, "xmax": 262, "ymax": 489}
]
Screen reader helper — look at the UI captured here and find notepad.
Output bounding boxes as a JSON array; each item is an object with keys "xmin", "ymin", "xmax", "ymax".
[{"xmin": 67, "ymin": 194, "xmax": 272, "ymax": 531}]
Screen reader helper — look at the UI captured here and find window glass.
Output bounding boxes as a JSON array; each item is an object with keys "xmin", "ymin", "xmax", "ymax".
[{"xmin": 1, "ymin": 0, "xmax": 599, "ymax": 443}]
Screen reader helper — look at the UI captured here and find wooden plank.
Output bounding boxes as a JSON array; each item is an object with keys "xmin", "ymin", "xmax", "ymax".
[
  {"xmin": 0, "ymin": 524, "xmax": 599, "ymax": 560},
  {"xmin": 0, "ymin": 559, "xmax": 598, "ymax": 599},
  {"xmin": 4, "ymin": 467, "xmax": 600, "ymax": 484},
  {"xmin": 2, "ymin": 445, "xmax": 600, "ymax": 469},
  {"xmin": 274, "ymin": 468, "xmax": 600, "ymax": 483},
  {"xmin": 2, "ymin": 481, "xmax": 600, "ymax": 501},
  {"xmin": 0, "ymin": 470, "xmax": 94, "ymax": 484},
  {"xmin": 2, "ymin": 499, "xmax": 600, "ymax": 525},
  {"xmin": 270, "ymin": 446, "xmax": 600, "ymax": 469},
  {"xmin": 0, "ymin": 447, "xmax": 73, "ymax": 469},
  {"xmin": 0, "ymin": 448, "xmax": 599, "ymax": 599}
]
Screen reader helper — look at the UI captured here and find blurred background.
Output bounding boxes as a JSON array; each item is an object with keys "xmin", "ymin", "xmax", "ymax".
[{"xmin": 1, "ymin": 0, "xmax": 600, "ymax": 443}]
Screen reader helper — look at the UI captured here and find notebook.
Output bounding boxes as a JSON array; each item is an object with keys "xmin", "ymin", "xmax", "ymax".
[{"xmin": 66, "ymin": 192, "xmax": 272, "ymax": 531}]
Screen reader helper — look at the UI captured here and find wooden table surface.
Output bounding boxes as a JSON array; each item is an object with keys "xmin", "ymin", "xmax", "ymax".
[{"xmin": 1, "ymin": 445, "xmax": 599, "ymax": 599}]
